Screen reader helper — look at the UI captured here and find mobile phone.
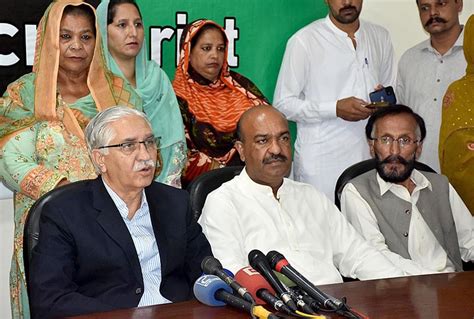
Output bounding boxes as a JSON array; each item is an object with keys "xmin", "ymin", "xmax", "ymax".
[{"xmin": 369, "ymin": 86, "xmax": 397, "ymax": 106}]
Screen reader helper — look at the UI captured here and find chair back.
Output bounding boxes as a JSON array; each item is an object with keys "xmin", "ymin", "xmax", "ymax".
[
  {"xmin": 334, "ymin": 159, "xmax": 436, "ymax": 209},
  {"xmin": 187, "ymin": 166, "xmax": 243, "ymax": 221},
  {"xmin": 23, "ymin": 181, "xmax": 85, "ymax": 283}
]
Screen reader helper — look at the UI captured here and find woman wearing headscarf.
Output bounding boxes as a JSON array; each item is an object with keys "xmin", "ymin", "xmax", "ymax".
[
  {"xmin": 173, "ymin": 19, "xmax": 269, "ymax": 186},
  {"xmin": 0, "ymin": 1, "xmax": 141, "ymax": 317},
  {"xmin": 440, "ymin": 14, "xmax": 474, "ymax": 215},
  {"xmin": 96, "ymin": 0, "xmax": 186, "ymax": 187}
]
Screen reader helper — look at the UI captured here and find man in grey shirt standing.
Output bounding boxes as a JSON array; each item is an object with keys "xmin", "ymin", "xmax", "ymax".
[{"xmin": 396, "ymin": 0, "xmax": 466, "ymax": 172}]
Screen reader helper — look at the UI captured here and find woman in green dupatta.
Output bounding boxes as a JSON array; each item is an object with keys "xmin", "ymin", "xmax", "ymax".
[
  {"xmin": 0, "ymin": 1, "xmax": 141, "ymax": 318},
  {"xmin": 440, "ymin": 14, "xmax": 474, "ymax": 215},
  {"xmin": 96, "ymin": 0, "xmax": 186, "ymax": 187}
]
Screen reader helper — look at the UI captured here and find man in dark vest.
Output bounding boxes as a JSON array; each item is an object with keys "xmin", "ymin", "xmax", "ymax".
[{"xmin": 341, "ymin": 104, "xmax": 473, "ymax": 275}]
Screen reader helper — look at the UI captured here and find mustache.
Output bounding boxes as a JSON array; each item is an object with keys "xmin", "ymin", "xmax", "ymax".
[
  {"xmin": 262, "ymin": 154, "xmax": 288, "ymax": 164},
  {"xmin": 425, "ymin": 16, "xmax": 447, "ymax": 27},
  {"xmin": 133, "ymin": 159, "xmax": 156, "ymax": 172},
  {"xmin": 339, "ymin": 5, "xmax": 357, "ymax": 13},
  {"xmin": 381, "ymin": 155, "xmax": 409, "ymax": 166}
]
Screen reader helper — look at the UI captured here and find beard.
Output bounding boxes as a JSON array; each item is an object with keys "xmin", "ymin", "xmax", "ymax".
[
  {"xmin": 332, "ymin": 5, "xmax": 361, "ymax": 24},
  {"xmin": 375, "ymin": 153, "xmax": 416, "ymax": 184}
]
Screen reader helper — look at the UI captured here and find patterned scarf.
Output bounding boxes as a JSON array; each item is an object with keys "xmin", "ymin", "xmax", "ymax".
[
  {"xmin": 172, "ymin": 19, "xmax": 267, "ymax": 133},
  {"xmin": 439, "ymin": 14, "xmax": 474, "ymax": 214},
  {"xmin": 1, "ymin": 0, "xmax": 133, "ymax": 146}
]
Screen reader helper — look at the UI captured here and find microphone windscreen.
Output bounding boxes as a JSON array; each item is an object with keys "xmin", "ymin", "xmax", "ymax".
[
  {"xmin": 235, "ymin": 266, "xmax": 276, "ymax": 305},
  {"xmin": 248, "ymin": 249, "xmax": 266, "ymax": 268},
  {"xmin": 194, "ymin": 274, "xmax": 232, "ymax": 307},
  {"xmin": 201, "ymin": 256, "xmax": 222, "ymax": 274},
  {"xmin": 266, "ymin": 250, "xmax": 284, "ymax": 269}
]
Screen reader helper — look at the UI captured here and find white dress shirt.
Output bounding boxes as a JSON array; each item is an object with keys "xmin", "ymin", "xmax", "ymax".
[
  {"xmin": 103, "ymin": 181, "xmax": 170, "ymax": 306},
  {"xmin": 199, "ymin": 168, "xmax": 404, "ymax": 285},
  {"xmin": 273, "ymin": 15, "xmax": 395, "ymax": 200},
  {"xmin": 396, "ymin": 29, "xmax": 466, "ymax": 172},
  {"xmin": 341, "ymin": 169, "xmax": 474, "ymax": 275}
]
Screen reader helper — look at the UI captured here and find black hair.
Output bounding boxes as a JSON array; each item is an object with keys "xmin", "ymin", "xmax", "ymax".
[
  {"xmin": 63, "ymin": 4, "xmax": 96, "ymax": 35},
  {"xmin": 365, "ymin": 104, "xmax": 427, "ymax": 142},
  {"xmin": 107, "ymin": 0, "xmax": 142, "ymax": 25}
]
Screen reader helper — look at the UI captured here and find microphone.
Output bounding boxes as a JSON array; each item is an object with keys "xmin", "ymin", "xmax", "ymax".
[
  {"xmin": 272, "ymin": 273, "xmax": 316, "ymax": 314},
  {"xmin": 266, "ymin": 250, "xmax": 340, "ymax": 310},
  {"xmin": 248, "ymin": 249, "xmax": 297, "ymax": 311},
  {"xmin": 291, "ymin": 286, "xmax": 321, "ymax": 313},
  {"xmin": 193, "ymin": 274, "xmax": 233, "ymax": 307},
  {"xmin": 201, "ymin": 256, "xmax": 254, "ymax": 303},
  {"xmin": 235, "ymin": 266, "xmax": 293, "ymax": 315},
  {"xmin": 194, "ymin": 275, "xmax": 280, "ymax": 319}
]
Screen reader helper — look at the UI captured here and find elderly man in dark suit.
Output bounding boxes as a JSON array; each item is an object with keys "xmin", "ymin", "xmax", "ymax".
[{"xmin": 29, "ymin": 106, "xmax": 212, "ymax": 319}]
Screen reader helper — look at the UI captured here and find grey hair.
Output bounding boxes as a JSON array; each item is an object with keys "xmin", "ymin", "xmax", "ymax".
[{"xmin": 85, "ymin": 106, "xmax": 152, "ymax": 173}]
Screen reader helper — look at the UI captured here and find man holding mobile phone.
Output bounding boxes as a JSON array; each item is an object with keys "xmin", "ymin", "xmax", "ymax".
[
  {"xmin": 396, "ymin": 0, "xmax": 466, "ymax": 172},
  {"xmin": 273, "ymin": 0, "xmax": 396, "ymax": 200}
]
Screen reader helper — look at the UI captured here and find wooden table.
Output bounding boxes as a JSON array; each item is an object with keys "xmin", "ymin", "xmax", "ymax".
[{"xmin": 69, "ymin": 271, "xmax": 474, "ymax": 319}]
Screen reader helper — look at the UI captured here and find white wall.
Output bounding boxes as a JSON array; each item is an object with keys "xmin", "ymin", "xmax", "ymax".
[
  {"xmin": 0, "ymin": 2, "xmax": 472, "ymax": 318},
  {"xmin": 362, "ymin": 0, "xmax": 473, "ymax": 62}
]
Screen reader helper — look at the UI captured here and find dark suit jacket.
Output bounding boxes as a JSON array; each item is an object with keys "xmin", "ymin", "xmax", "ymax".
[{"xmin": 29, "ymin": 177, "xmax": 212, "ymax": 319}]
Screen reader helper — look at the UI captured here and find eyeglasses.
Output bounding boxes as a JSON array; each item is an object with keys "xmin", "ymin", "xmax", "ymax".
[
  {"xmin": 98, "ymin": 136, "xmax": 160, "ymax": 155},
  {"xmin": 371, "ymin": 136, "xmax": 418, "ymax": 148}
]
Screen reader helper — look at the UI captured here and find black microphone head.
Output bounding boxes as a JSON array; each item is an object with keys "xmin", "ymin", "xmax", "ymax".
[
  {"xmin": 248, "ymin": 249, "xmax": 268, "ymax": 268},
  {"xmin": 201, "ymin": 256, "xmax": 222, "ymax": 275},
  {"xmin": 248, "ymin": 250, "xmax": 288, "ymax": 296},
  {"xmin": 249, "ymin": 251, "xmax": 298, "ymax": 312},
  {"xmin": 266, "ymin": 250, "xmax": 285, "ymax": 269}
]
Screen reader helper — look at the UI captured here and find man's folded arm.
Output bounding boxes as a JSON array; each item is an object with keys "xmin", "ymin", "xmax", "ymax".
[{"xmin": 273, "ymin": 36, "xmax": 337, "ymax": 123}]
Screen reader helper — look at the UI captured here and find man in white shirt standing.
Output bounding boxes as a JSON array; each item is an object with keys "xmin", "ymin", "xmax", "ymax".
[
  {"xmin": 200, "ymin": 105, "xmax": 405, "ymax": 285},
  {"xmin": 341, "ymin": 105, "xmax": 473, "ymax": 275},
  {"xmin": 273, "ymin": 0, "xmax": 395, "ymax": 200},
  {"xmin": 396, "ymin": 0, "xmax": 466, "ymax": 172}
]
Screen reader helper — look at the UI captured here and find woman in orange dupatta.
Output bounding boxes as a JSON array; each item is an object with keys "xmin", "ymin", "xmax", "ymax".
[
  {"xmin": 440, "ymin": 14, "xmax": 474, "ymax": 215},
  {"xmin": 0, "ymin": 1, "xmax": 140, "ymax": 317},
  {"xmin": 173, "ymin": 19, "xmax": 269, "ymax": 186}
]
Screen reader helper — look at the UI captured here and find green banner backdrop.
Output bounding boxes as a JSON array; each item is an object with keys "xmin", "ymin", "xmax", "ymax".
[
  {"xmin": 137, "ymin": 0, "xmax": 328, "ymax": 144},
  {"xmin": 138, "ymin": 0, "xmax": 328, "ymax": 102}
]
